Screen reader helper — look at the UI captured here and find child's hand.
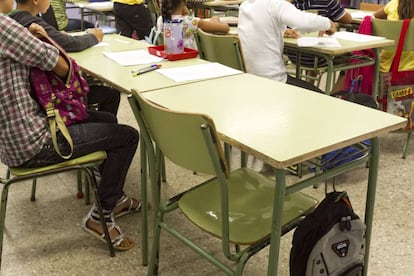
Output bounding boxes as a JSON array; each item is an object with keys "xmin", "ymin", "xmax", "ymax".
[
  {"xmin": 87, "ymin": 28, "xmax": 104, "ymax": 42},
  {"xmin": 324, "ymin": 21, "xmax": 337, "ymax": 36},
  {"xmin": 284, "ymin": 29, "xmax": 300, "ymax": 38},
  {"xmin": 28, "ymin": 23, "xmax": 47, "ymax": 38},
  {"xmin": 209, "ymin": 16, "xmax": 220, "ymax": 23}
]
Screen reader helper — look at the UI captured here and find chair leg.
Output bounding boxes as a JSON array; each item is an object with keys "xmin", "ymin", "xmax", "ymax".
[
  {"xmin": 30, "ymin": 178, "xmax": 37, "ymax": 201},
  {"xmin": 0, "ymin": 182, "xmax": 10, "ymax": 272},
  {"xmin": 84, "ymin": 168, "xmax": 115, "ymax": 257},
  {"xmin": 402, "ymin": 132, "xmax": 412, "ymax": 159},
  {"xmin": 76, "ymin": 170, "xmax": 84, "ymax": 199},
  {"xmin": 140, "ymin": 144, "xmax": 148, "ymax": 266},
  {"xmin": 147, "ymin": 213, "xmax": 162, "ymax": 276}
]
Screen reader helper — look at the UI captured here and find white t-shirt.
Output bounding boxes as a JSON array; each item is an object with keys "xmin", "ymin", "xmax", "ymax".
[{"xmin": 238, "ymin": 0, "xmax": 331, "ymax": 82}]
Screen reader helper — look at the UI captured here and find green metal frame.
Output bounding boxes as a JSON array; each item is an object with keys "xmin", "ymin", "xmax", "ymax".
[
  {"xmin": 128, "ymin": 91, "xmax": 319, "ymax": 276},
  {"xmin": 0, "ymin": 151, "xmax": 115, "ymax": 271}
]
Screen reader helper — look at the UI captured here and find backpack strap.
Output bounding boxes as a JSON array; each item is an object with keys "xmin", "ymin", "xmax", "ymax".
[
  {"xmin": 46, "ymin": 95, "xmax": 74, "ymax": 159},
  {"xmin": 390, "ymin": 19, "xmax": 411, "ymax": 82}
]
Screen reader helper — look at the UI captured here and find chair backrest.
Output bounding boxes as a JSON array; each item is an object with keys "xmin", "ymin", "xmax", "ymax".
[
  {"xmin": 194, "ymin": 28, "xmax": 246, "ymax": 72},
  {"xmin": 372, "ymin": 18, "xmax": 414, "ymax": 52},
  {"xmin": 128, "ymin": 89, "xmax": 229, "ymax": 177},
  {"xmin": 147, "ymin": 0, "xmax": 161, "ymax": 19},
  {"xmin": 359, "ymin": 2, "xmax": 384, "ymax": 11}
]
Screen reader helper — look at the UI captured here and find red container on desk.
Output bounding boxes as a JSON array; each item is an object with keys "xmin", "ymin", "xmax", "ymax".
[{"xmin": 148, "ymin": 45, "xmax": 198, "ymax": 61}]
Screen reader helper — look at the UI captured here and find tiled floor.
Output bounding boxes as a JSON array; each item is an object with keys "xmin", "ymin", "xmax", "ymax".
[{"xmin": 1, "ymin": 94, "xmax": 413, "ymax": 275}]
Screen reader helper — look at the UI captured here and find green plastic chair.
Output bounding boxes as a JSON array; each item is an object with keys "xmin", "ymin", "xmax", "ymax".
[
  {"xmin": 194, "ymin": 28, "xmax": 246, "ymax": 72},
  {"xmin": 0, "ymin": 151, "xmax": 115, "ymax": 271},
  {"xmin": 372, "ymin": 18, "xmax": 414, "ymax": 159},
  {"xmin": 128, "ymin": 90, "xmax": 318, "ymax": 276},
  {"xmin": 194, "ymin": 28, "xmax": 247, "ymax": 166}
]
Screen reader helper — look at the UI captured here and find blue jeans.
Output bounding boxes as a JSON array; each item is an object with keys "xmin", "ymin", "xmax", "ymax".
[{"xmin": 21, "ymin": 111, "xmax": 139, "ymax": 210}]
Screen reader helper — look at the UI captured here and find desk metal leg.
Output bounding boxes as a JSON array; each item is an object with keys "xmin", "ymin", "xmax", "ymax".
[
  {"xmin": 324, "ymin": 56, "xmax": 334, "ymax": 94},
  {"xmin": 372, "ymin": 48, "xmax": 380, "ymax": 99},
  {"xmin": 80, "ymin": 7, "xmax": 85, "ymax": 31},
  {"xmin": 363, "ymin": 137, "xmax": 379, "ymax": 276},
  {"xmin": 267, "ymin": 168, "xmax": 286, "ymax": 276},
  {"xmin": 140, "ymin": 143, "xmax": 148, "ymax": 266}
]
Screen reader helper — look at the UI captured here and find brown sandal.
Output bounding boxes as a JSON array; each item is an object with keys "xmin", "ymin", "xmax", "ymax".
[
  {"xmin": 114, "ymin": 194, "xmax": 142, "ymax": 219},
  {"xmin": 81, "ymin": 205, "xmax": 134, "ymax": 251}
]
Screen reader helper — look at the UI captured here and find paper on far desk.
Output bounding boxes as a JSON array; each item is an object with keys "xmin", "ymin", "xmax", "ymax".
[
  {"xmin": 297, "ymin": 37, "xmax": 341, "ymax": 47},
  {"xmin": 332, "ymin": 31, "xmax": 385, "ymax": 42},
  {"xmin": 351, "ymin": 11, "xmax": 373, "ymax": 19},
  {"xmin": 103, "ymin": 50, "xmax": 164, "ymax": 66},
  {"xmin": 157, "ymin": 62, "xmax": 242, "ymax": 82}
]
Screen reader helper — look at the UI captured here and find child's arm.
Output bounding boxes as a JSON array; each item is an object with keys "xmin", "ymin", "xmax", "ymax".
[
  {"xmin": 198, "ymin": 16, "xmax": 230, "ymax": 33},
  {"xmin": 374, "ymin": 8, "xmax": 387, "ymax": 19}
]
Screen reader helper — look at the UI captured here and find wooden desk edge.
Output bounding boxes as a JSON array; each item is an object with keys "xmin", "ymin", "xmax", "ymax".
[{"xmin": 222, "ymin": 120, "xmax": 406, "ymax": 169}]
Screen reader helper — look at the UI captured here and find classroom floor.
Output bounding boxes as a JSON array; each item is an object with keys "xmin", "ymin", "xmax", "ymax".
[{"xmin": 1, "ymin": 93, "xmax": 413, "ymax": 276}]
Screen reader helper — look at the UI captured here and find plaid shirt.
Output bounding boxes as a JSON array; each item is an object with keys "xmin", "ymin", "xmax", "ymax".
[{"xmin": 0, "ymin": 15, "xmax": 59, "ymax": 166}]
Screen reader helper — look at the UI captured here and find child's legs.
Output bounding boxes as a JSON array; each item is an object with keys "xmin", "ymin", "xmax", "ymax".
[
  {"xmin": 20, "ymin": 114, "xmax": 139, "ymax": 210},
  {"xmin": 113, "ymin": 2, "xmax": 153, "ymax": 39}
]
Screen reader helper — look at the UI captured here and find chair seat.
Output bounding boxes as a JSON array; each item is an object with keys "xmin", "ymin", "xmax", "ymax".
[
  {"xmin": 179, "ymin": 167, "xmax": 318, "ymax": 245},
  {"xmin": 9, "ymin": 151, "xmax": 107, "ymax": 176}
]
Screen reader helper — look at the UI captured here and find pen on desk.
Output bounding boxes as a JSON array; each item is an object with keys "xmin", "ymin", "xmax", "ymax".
[{"xmin": 131, "ymin": 64, "xmax": 162, "ymax": 77}]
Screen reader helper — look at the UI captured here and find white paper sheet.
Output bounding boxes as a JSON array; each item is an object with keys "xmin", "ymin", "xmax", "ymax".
[
  {"xmin": 332, "ymin": 31, "xmax": 385, "ymax": 42},
  {"xmin": 103, "ymin": 50, "xmax": 164, "ymax": 66},
  {"xmin": 156, "ymin": 62, "xmax": 242, "ymax": 82},
  {"xmin": 297, "ymin": 37, "xmax": 341, "ymax": 47},
  {"xmin": 351, "ymin": 11, "xmax": 373, "ymax": 19}
]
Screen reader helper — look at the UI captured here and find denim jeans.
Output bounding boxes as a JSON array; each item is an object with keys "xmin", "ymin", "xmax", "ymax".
[
  {"xmin": 88, "ymin": 85, "xmax": 121, "ymax": 115},
  {"xmin": 21, "ymin": 111, "xmax": 139, "ymax": 210},
  {"xmin": 113, "ymin": 2, "xmax": 153, "ymax": 39}
]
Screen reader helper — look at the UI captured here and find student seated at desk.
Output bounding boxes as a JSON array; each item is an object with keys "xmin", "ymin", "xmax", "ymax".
[
  {"xmin": 159, "ymin": 0, "xmax": 229, "ymax": 49},
  {"xmin": 0, "ymin": 12, "xmax": 140, "ymax": 251},
  {"xmin": 373, "ymin": 0, "xmax": 414, "ymax": 72},
  {"xmin": 285, "ymin": 0, "xmax": 352, "ymax": 85},
  {"xmin": 10, "ymin": 0, "xmax": 121, "ymax": 116},
  {"xmin": 112, "ymin": 0, "xmax": 153, "ymax": 39},
  {"xmin": 49, "ymin": 0, "xmax": 95, "ymax": 31},
  {"xmin": 238, "ymin": 0, "xmax": 336, "ymax": 92}
]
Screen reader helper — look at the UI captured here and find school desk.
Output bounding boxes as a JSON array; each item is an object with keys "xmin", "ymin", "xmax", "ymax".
[
  {"xmin": 68, "ymin": 34, "xmax": 220, "ymax": 94},
  {"xmin": 282, "ymin": 32, "xmax": 393, "ymax": 95},
  {"xmin": 143, "ymin": 72, "xmax": 406, "ymax": 275}
]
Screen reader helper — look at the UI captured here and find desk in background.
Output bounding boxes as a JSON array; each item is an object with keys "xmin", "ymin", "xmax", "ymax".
[
  {"xmin": 283, "ymin": 32, "xmax": 393, "ymax": 95},
  {"xmin": 143, "ymin": 72, "xmax": 406, "ymax": 275},
  {"xmin": 227, "ymin": 28, "xmax": 393, "ymax": 95},
  {"xmin": 340, "ymin": 8, "xmax": 375, "ymax": 30},
  {"xmin": 67, "ymin": 1, "xmax": 114, "ymax": 30}
]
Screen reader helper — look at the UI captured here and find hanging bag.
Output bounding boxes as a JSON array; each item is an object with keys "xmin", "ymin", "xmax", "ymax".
[
  {"xmin": 378, "ymin": 19, "xmax": 414, "ymax": 130},
  {"xmin": 30, "ymin": 34, "xmax": 90, "ymax": 159},
  {"xmin": 342, "ymin": 16, "xmax": 376, "ymax": 95}
]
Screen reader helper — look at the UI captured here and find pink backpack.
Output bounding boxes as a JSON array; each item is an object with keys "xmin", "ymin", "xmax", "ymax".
[
  {"xmin": 30, "ymin": 35, "xmax": 89, "ymax": 126},
  {"xmin": 343, "ymin": 16, "xmax": 375, "ymax": 95},
  {"xmin": 30, "ymin": 34, "xmax": 89, "ymax": 158}
]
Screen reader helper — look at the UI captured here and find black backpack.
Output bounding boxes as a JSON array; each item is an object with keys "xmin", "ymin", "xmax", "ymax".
[{"xmin": 290, "ymin": 191, "xmax": 366, "ymax": 276}]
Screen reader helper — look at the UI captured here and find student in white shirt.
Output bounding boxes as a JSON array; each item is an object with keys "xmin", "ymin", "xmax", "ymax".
[{"xmin": 238, "ymin": 0, "xmax": 336, "ymax": 92}]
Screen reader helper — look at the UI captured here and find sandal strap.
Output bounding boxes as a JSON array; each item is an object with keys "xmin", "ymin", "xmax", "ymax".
[
  {"xmin": 85, "ymin": 205, "xmax": 128, "ymax": 248},
  {"xmin": 116, "ymin": 194, "xmax": 134, "ymax": 212},
  {"xmin": 88, "ymin": 204, "xmax": 113, "ymax": 224},
  {"xmin": 106, "ymin": 223, "xmax": 127, "ymax": 247}
]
